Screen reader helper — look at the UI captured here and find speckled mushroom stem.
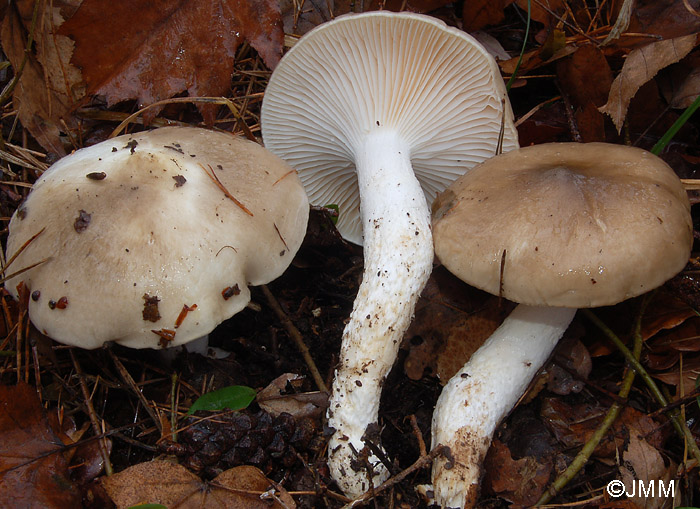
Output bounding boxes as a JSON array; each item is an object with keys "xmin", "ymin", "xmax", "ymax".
[
  {"xmin": 431, "ymin": 305, "xmax": 577, "ymax": 508},
  {"xmin": 327, "ymin": 129, "xmax": 434, "ymax": 497}
]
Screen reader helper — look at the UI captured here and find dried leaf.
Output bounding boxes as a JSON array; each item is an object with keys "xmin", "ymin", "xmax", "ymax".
[
  {"xmin": 404, "ymin": 269, "xmax": 512, "ymax": 383},
  {"xmin": 659, "ymin": 52, "xmax": 700, "ymax": 108},
  {"xmin": 58, "ymin": 0, "xmax": 284, "ymax": 124},
  {"xmin": 651, "ymin": 354, "xmax": 700, "ymax": 388},
  {"xmin": 628, "ymin": 0, "xmax": 700, "ymax": 42},
  {"xmin": 0, "ymin": 1, "xmax": 83, "ymax": 155},
  {"xmin": 514, "ymin": 0, "xmax": 566, "ymax": 26},
  {"xmin": 462, "ymin": 0, "xmax": 514, "ymax": 32},
  {"xmin": 541, "ymin": 399, "xmax": 663, "ymax": 458},
  {"xmin": 483, "ymin": 439, "xmax": 552, "ymax": 506},
  {"xmin": 619, "ymin": 429, "xmax": 674, "ymax": 509},
  {"xmin": 599, "ymin": 34, "xmax": 698, "ymax": 132},
  {"xmin": 257, "ymin": 373, "xmax": 328, "ymax": 419},
  {"xmin": 557, "ymin": 44, "xmax": 613, "ymax": 108},
  {"xmin": 101, "ymin": 460, "xmax": 294, "ymax": 509},
  {"xmin": 0, "ymin": 383, "xmax": 80, "ymax": 508}
]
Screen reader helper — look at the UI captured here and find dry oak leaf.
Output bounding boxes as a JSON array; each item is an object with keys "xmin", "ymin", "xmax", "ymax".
[
  {"xmin": 58, "ymin": 0, "xmax": 284, "ymax": 124},
  {"xmin": 101, "ymin": 460, "xmax": 295, "ymax": 509},
  {"xmin": 0, "ymin": 1, "xmax": 83, "ymax": 155},
  {"xmin": 482, "ymin": 439, "xmax": 552, "ymax": 507},
  {"xmin": 0, "ymin": 382, "xmax": 81, "ymax": 508},
  {"xmin": 599, "ymin": 34, "xmax": 699, "ymax": 133},
  {"xmin": 619, "ymin": 428, "xmax": 675, "ymax": 509}
]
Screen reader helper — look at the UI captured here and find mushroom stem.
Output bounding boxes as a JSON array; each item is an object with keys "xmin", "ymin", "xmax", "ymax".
[
  {"xmin": 327, "ymin": 129, "xmax": 433, "ymax": 497},
  {"xmin": 431, "ymin": 304, "xmax": 577, "ymax": 508}
]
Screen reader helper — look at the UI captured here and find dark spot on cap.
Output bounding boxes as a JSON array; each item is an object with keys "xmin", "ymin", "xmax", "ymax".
[
  {"xmin": 16, "ymin": 207, "xmax": 27, "ymax": 220},
  {"xmin": 152, "ymin": 328, "xmax": 176, "ymax": 347},
  {"xmin": 48, "ymin": 300, "xmax": 56, "ymax": 309},
  {"xmin": 164, "ymin": 144, "xmax": 184, "ymax": 154},
  {"xmin": 222, "ymin": 284, "xmax": 241, "ymax": 300},
  {"xmin": 125, "ymin": 140, "xmax": 138, "ymax": 154},
  {"xmin": 142, "ymin": 294, "xmax": 161, "ymax": 322},
  {"xmin": 56, "ymin": 296, "xmax": 68, "ymax": 309},
  {"xmin": 86, "ymin": 172, "xmax": 107, "ymax": 180},
  {"xmin": 173, "ymin": 175, "xmax": 186, "ymax": 187},
  {"xmin": 31, "ymin": 290, "xmax": 40, "ymax": 301},
  {"xmin": 74, "ymin": 210, "xmax": 92, "ymax": 233}
]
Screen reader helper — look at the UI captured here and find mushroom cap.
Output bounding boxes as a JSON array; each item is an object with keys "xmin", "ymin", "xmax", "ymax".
[
  {"xmin": 432, "ymin": 142, "xmax": 692, "ymax": 307},
  {"xmin": 5, "ymin": 127, "xmax": 309, "ymax": 349},
  {"xmin": 261, "ymin": 11, "xmax": 518, "ymax": 245}
]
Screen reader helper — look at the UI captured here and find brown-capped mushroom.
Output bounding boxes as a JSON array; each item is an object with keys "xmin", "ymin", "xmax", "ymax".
[{"xmin": 430, "ymin": 142, "xmax": 693, "ymax": 508}]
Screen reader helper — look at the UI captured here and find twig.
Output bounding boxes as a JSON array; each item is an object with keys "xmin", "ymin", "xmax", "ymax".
[
  {"xmin": 600, "ymin": 0, "xmax": 634, "ymax": 46},
  {"xmin": 537, "ymin": 296, "xmax": 650, "ymax": 505},
  {"xmin": 409, "ymin": 414, "xmax": 426, "ymax": 457},
  {"xmin": 70, "ymin": 350, "xmax": 113, "ymax": 476},
  {"xmin": 261, "ymin": 284, "xmax": 328, "ymax": 393},
  {"xmin": 109, "ymin": 96, "xmax": 243, "ymax": 138},
  {"xmin": 198, "ymin": 163, "xmax": 254, "ymax": 217},
  {"xmin": 583, "ymin": 309, "xmax": 700, "ymax": 464},
  {"xmin": 342, "ymin": 444, "xmax": 448, "ymax": 508},
  {"xmin": 108, "ymin": 348, "xmax": 163, "ymax": 435}
]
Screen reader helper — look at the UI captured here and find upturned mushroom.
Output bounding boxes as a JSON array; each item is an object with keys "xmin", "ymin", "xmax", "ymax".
[
  {"xmin": 4, "ymin": 127, "xmax": 309, "ymax": 351},
  {"xmin": 261, "ymin": 11, "xmax": 518, "ymax": 496},
  {"xmin": 430, "ymin": 142, "xmax": 693, "ymax": 508}
]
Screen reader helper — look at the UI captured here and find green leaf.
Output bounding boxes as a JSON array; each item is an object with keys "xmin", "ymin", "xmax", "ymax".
[
  {"xmin": 187, "ymin": 385, "xmax": 256, "ymax": 415},
  {"xmin": 323, "ymin": 204, "xmax": 339, "ymax": 225}
]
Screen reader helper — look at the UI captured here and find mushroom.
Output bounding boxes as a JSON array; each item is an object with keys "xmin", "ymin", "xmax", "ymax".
[
  {"xmin": 430, "ymin": 142, "xmax": 693, "ymax": 508},
  {"xmin": 261, "ymin": 11, "xmax": 518, "ymax": 496},
  {"xmin": 4, "ymin": 126, "xmax": 309, "ymax": 351}
]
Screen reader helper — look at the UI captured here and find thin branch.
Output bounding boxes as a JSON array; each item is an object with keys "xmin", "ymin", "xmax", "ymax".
[{"xmin": 260, "ymin": 284, "xmax": 328, "ymax": 393}]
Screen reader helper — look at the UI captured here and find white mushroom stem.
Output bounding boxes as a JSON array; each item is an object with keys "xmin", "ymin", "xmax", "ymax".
[
  {"xmin": 327, "ymin": 129, "xmax": 434, "ymax": 497},
  {"xmin": 431, "ymin": 304, "xmax": 577, "ymax": 508}
]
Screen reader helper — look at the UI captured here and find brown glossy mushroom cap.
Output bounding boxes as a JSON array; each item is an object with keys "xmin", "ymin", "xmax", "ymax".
[
  {"xmin": 5, "ymin": 127, "xmax": 309, "ymax": 349},
  {"xmin": 432, "ymin": 142, "xmax": 692, "ymax": 307}
]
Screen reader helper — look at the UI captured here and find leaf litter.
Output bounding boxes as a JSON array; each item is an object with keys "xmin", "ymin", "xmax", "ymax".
[{"xmin": 1, "ymin": 0, "xmax": 700, "ymax": 507}]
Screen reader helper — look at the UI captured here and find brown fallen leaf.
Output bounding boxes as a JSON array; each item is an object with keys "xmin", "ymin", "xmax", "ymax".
[
  {"xmin": 257, "ymin": 373, "xmax": 328, "ymax": 419},
  {"xmin": 651, "ymin": 354, "xmax": 700, "ymax": 389},
  {"xmin": 659, "ymin": 51, "xmax": 700, "ymax": 108},
  {"xmin": 462, "ymin": 0, "xmax": 514, "ymax": 32},
  {"xmin": 0, "ymin": 382, "xmax": 81, "ymax": 508},
  {"xmin": 483, "ymin": 439, "xmax": 552, "ymax": 506},
  {"xmin": 541, "ymin": 399, "xmax": 664, "ymax": 458},
  {"xmin": 557, "ymin": 44, "xmax": 614, "ymax": 109},
  {"xmin": 404, "ymin": 268, "xmax": 512, "ymax": 383},
  {"xmin": 58, "ymin": 0, "xmax": 284, "ymax": 124},
  {"xmin": 101, "ymin": 460, "xmax": 295, "ymax": 509},
  {"xmin": 599, "ymin": 34, "xmax": 699, "ymax": 133},
  {"xmin": 0, "ymin": 1, "xmax": 83, "ymax": 155},
  {"xmin": 619, "ymin": 428, "xmax": 675, "ymax": 509}
]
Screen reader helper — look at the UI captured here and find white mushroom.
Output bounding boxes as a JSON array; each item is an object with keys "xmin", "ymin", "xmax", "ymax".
[
  {"xmin": 4, "ymin": 127, "xmax": 309, "ymax": 350},
  {"xmin": 261, "ymin": 11, "xmax": 517, "ymax": 496},
  {"xmin": 430, "ymin": 142, "xmax": 693, "ymax": 508}
]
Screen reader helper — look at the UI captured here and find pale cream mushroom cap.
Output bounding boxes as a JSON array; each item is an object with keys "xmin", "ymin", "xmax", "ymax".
[
  {"xmin": 261, "ymin": 10, "xmax": 518, "ymax": 245},
  {"xmin": 5, "ymin": 127, "xmax": 309, "ymax": 349},
  {"xmin": 432, "ymin": 142, "xmax": 693, "ymax": 308}
]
